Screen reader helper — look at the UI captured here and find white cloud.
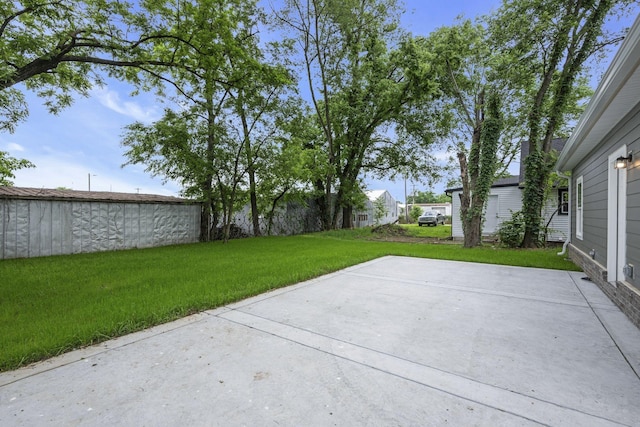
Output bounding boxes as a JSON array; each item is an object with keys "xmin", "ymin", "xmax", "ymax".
[
  {"xmin": 92, "ymin": 87, "xmax": 161, "ymax": 124},
  {"xmin": 3, "ymin": 142, "xmax": 25, "ymax": 152}
]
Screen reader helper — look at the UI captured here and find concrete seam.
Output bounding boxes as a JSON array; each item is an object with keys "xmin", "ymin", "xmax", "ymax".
[
  {"xmin": 569, "ymin": 272, "xmax": 640, "ymax": 381},
  {"xmin": 346, "ymin": 271, "xmax": 591, "ymax": 309},
  {"xmin": 219, "ymin": 308, "xmax": 629, "ymax": 427}
]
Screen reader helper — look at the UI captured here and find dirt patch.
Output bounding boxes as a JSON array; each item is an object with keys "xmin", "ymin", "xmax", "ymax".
[
  {"xmin": 369, "ymin": 224, "xmax": 456, "ymax": 244},
  {"xmin": 370, "ymin": 223, "xmax": 408, "ymax": 236}
]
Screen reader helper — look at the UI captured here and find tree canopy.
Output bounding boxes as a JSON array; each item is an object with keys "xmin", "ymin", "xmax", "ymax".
[
  {"xmin": 0, "ymin": 150, "xmax": 33, "ymax": 185},
  {"xmin": 490, "ymin": 0, "xmax": 634, "ymax": 247},
  {"xmin": 3, "ymin": 0, "xmax": 636, "ymax": 244},
  {"xmin": 121, "ymin": 0, "xmax": 295, "ymax": 241},
  {"xmin": 0, "ymin": 0, "xmax": 193, "ymax": 132},
  {"xmin": 274, "ymin": 0, "xmax": 440, "ymax": 230}
]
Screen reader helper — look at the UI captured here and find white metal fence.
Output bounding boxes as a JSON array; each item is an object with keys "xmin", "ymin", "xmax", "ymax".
[{"xmin": 0, "ymin": 198, "xmax": 200, "ymax": 259}]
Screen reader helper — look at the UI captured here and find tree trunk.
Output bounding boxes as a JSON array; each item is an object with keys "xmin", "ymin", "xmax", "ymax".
[
  {"xmin": 266, "ymin": 187, "xmax": 288, "ymax": 235},
  {"xmin": 342, "ymin": 205, "xmax": 353, "ymax": 229},
  {"xmin": 248, "ymin": 168, "xmax": 261, "ymax": 237},
  {"xmin": 457, "ymin": 128, "xmax": 484, "ymax": 247},
  {"xmin": 314, "ymin": 179, "xmax": 332, "ymax": 231},
  {"xmin": 200, "ymin": 205, "xmax": 210, "ymax": 242},
  {"xmin": 463, "ymin": 212, "xmax": 483, "ymax": 248},
  {"xmin": 519, "ymin": 0, "xmax": 614, "ymax": 248},
  {"xmin": 521, "ymin": 148, "xmax": 548, "ymax": 247}
]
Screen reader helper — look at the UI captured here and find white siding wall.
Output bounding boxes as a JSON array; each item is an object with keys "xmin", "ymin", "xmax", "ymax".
[
  {"xmin": 357, "ymin": 190, "xmax": 397, "ymax": 227},
  {"xmin": 0, "ymin": 199, "xmax": 201, "ymax": 259},
  {"xmin": 451, "ymin": 190, "xmax": 463, "ymax": 238},
  {"xmin": 413, "ymin": 203, "xmax": 452, "ymax": 216},
  {"xmin": 543, "ymin": 201, "xmax": 569, "ymax": 242},
  {"xmin": 450, "ymin": 186, "xmax": 567, "ymax": 241}
]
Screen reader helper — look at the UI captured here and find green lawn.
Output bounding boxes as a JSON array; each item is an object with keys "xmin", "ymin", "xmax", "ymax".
[
  {"xmin": 0, "ymin": 230, "xmax": 579, "ymax": 371},
  {"xmin": 402, "ymin": 223, "xmax": 453, "ymax": 238}
]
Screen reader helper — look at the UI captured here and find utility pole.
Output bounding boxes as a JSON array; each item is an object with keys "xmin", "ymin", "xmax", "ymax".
[
  {"xmin": 87, "ymin": 173, "xmax": 96, "ymax": 191},
  {"xmin": 411, "ymin": 183, "xmax": 417, "ymax": 205},
  {"xmin": 404, "ymin": 175, "xmax": 409, "ymax": 222}
]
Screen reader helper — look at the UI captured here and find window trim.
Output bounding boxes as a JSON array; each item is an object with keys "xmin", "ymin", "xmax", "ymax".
[
  {"xmin": 576, "ymin": 176, "xmax": 583, "ymax": 240},
  {"xmin": 558, "ymin": 188, "xmax": 569, "ymax": 215}
]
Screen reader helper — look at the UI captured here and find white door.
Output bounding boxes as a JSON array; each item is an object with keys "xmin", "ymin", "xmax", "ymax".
[
  {"xmin": 607, "ymin": 146, "xmax": 628, "ymax": 284},
  {"xmin": 483, "ymin": 195, "xmax": 499, "ymax": 234}
]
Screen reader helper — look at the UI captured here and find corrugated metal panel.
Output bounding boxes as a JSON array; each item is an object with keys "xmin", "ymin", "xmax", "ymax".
[
  {"xmin": 16, "ymin": 200, "xmax": 29, "ymax": 258},
  {"xmin": 0, "ymin": 201, "xmax": 5, "ymax": 259},
  {"xmin": 0, "ymin": 198, "xmax": 201, "ymax": 259},
  {"xmin": 124, "ymin": 204, "xmax": 139, "ymax": 248},
  {"xmin": 140, "ymin": 204, "xmax": 154, "ymax": 248}
]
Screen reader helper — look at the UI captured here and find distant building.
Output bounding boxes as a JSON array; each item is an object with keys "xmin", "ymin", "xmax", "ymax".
[
  {"xmin": 409, "ymin": 203, "xmax": 452, "ymax": 217},
  {"xmin": 355, "ymin": 190, "xmax": 398, "ymax": 227}
]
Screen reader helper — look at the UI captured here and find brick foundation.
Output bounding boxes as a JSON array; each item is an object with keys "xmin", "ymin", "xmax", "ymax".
[{"xmin": 569, "ymin": 244, "xmax": 640, "ymax": 329}]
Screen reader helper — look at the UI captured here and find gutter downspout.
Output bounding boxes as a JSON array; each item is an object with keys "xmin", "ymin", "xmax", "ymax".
[{"xmin": 556, "ymin": 170, "xmax": 571, "ymax": 256}]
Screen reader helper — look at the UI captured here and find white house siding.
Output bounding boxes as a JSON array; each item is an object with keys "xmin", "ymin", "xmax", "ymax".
[
  {"xmin": 357, "ymin": 190, "xmax": 397, "ymax": 227},
  {"xmin": 450, "ymin": 186, "xmax": 567, "ymax": 241},
  {"xmin": 451, "ymin": 186, "xmax": 521, "ymax": 239},
  {"xmin": 0, "ymin": 199, "xmax": 200, "ymax": 259},
  {"xmin": 543, "ymin": 201, "xmax": 569, "ymax": 242}
]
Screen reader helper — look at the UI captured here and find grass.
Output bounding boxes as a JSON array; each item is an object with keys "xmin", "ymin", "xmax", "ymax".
[
  {"xmin": 402, "ymin": 223, "xmax": 453, "ymax": 239},
  {"xmin": 0, "ymin": 230, "xmax": 579, "ymax": 372}
]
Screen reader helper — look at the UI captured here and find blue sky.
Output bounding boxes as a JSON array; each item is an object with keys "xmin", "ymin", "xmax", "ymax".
[{"xmin": 1, "ymin": 1, "xmax": 634, "ymax": 203}]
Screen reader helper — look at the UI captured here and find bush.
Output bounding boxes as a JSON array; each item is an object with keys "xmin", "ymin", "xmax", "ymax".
[
  {"xmin": 497, "ymin": 211, "xmax": 525, "ymax": 248},
  {"xmin": 409, "ymin": 206, "xmax": 423, "ymax": 223}
]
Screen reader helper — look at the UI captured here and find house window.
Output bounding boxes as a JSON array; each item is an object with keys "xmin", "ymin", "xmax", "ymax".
[
  {"xmin": 558, "ymin": 189, "xmax": 569, "ymax": 215},
  {"xmin": 576, "ymin": 176, "xmax": 583, "ymax": 240}
]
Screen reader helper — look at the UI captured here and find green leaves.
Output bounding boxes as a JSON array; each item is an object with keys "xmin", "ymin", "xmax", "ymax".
[
  {"xmin": 0, "ymin": 0, "xmax": 213, "ymax": 130},
  {"xmin": 0, "ymin": 150, "xmax": 34, "ymax": 186},
  {"xmin": 275, "ymin": 0, "xmax": 441, "ymax": 229},
  {"xmin": 491, "ymin": 0, "xmax": 634, "ymax": 246}
]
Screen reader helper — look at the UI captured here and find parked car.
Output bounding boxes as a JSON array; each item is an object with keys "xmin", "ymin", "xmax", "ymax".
[{"xmin": 418, "ymin": 211, "xmax": 444, "ymax": 226}]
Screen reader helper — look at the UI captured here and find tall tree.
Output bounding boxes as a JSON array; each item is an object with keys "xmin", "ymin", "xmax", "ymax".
[
  {"xmin": 254, "ymin": 104, "xmax": 321, "ymax": 235},
  {"xmin": 491, "ymin": 0, "xmax": 634, "ymax": 247},
  {"xmin": 421, "ymin": 20, "xmax": 515, "ymax": 247},
  {"xmin": 273, "ymin": 0, "xmax": 438, "ymax": 230},
  {"xmin": 122, "ymin": 0, "xmax": 291, "ymax": 242}
]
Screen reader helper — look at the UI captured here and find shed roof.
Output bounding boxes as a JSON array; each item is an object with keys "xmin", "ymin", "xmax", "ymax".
[
  {"xmin": 365, "ymin": 189, "xmax": 389, "ymax": 201},
  {"xmin": 0, "ymin": 187, "xmax": 195, "ymax": 204},
  {"xmin": 445, "ymin": 175, "xmax": 520, "ymax": 194},
  {"xmin": 557, "ymin": 14, "xmax": 640, "ymax": 171}
]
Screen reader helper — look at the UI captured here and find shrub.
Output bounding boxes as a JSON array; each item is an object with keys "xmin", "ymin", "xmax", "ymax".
[
  {"xmin": 497, "ymin": 211, "xmax": 525, "ymax": 248},
  {"xmin": 409, "ymin": 206, "xmax": 423, "ymax": 223}
]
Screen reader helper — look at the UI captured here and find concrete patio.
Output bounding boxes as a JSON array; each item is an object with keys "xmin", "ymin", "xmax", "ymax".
[{"xmin": 1, "ymin": 256, "xmax": 639, "ymax": 426}]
